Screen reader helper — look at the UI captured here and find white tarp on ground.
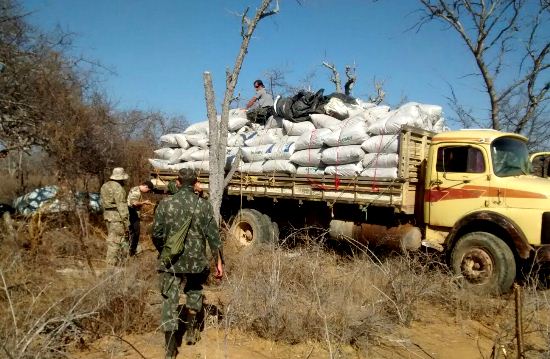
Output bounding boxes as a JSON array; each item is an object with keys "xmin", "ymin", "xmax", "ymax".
[
  {"xmin": 290, "ymin": 148, "xmax": 323, "ymax": 167},
  {"xmin": 321, "ymin": 145, "xmax": 365, "ymax": 165}
]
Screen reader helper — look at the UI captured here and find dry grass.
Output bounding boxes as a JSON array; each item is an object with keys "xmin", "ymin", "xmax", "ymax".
[
  {"xmin": 218, "ymin": 234, "xmax": 550, "ymax": 357},
  {"xmin": 1, "ymin": 215, "xmax": 549, "ymax": 358},
  {"xmin": 0, "ymin": 214, "xmax": 158, "ymax": 358}
]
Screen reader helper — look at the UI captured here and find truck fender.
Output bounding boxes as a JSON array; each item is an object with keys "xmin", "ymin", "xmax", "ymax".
[{"xmin": 445, "ymin": 211, "xmax": 533, "ymax": 259}]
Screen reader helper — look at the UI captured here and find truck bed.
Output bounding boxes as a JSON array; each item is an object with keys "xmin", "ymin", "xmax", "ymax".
[{"xmin": 151, "ymin": 126, "xmax": 433, "ymax": 214}]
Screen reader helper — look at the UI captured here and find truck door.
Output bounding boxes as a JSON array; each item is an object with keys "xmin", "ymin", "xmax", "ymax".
[{"xmin": 427, "ymin": 145, "xmax": 492, "ymax": 227}]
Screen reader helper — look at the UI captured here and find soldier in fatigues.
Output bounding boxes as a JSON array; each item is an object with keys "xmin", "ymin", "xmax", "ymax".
[
  {"xmin": 100, "ymin": 167, "xmax": 130, "ymax": 266},
  {"xmin": 127, "ymin": 180, "xmax": 154, "ymax": 256},
  {"xmin": 152, "ymin": 169, "xmax": 223, "ymax": 358}
]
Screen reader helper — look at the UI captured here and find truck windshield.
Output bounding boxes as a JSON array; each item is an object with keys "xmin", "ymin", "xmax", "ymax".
[{"xmin": 491, "ymin": 137, "xmax": 529, "ymax": 177}]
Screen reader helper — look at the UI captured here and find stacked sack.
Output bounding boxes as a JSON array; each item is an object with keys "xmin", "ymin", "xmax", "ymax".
[{"xmin": 149, "ymin": 96, "xmax": 447, "ymax": 180}]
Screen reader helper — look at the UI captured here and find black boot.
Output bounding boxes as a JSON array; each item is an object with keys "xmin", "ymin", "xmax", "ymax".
[
  {"xmin": 184, "ymin": 309, "xmax": 200, "ymax": 345},
  {"xmin": 164, "ymin": 331, "xmax": 178, "ymax": 359}
]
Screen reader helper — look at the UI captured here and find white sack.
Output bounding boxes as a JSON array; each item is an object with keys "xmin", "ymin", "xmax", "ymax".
[
  {"xmin": 174, "ymin": 134, "xmax": 190, "ymax": 149},
  {"xmin": 184, "ymin": 121, "xmax": 209, "ymax": 135},
  {"xmin": 241, "ymin": 145, "xmax": 272, "ymax": 162},
  {"xmin": 238, "ymin": 161, "xmax": 265, "ymax": 173},
  {"xmin": 294, "ymin": 128, "xmax": 332, "ymax": 150},
  {"xmin": 324, "ymin": 118, "xmax": 369, "ymax": 147},
  {"xmin": 148, "ymin": 158, "xmax": 172, "ymax": 170},
  {"xmin": 296, "ymin": 167, "xmax": 326, "ymax": 175},
  {"xmin": 362, "ymin": 105, "xmax": 391, "ymax": 125},
  {"xmin": 265, "ymin": 142, "xmax": 296, "ymax": 160},
  {"xmin": 228, "ymin": 109, "xmax": 249, "ymax": 132},
  {"xmin": 264, "ymin": 116, "xmax": 284, "ymax": 129},
  {"xmin": 362, "ymin": 153, "xmax": 399, "ymax": 168},
  {"xmin": 262, "ymin": 160, "xmax": 297, "ymax": 174},
  {"xmin": 153, "ymin": 148, "xmax": 177, "ymax": 160},
  {"xmin": 282, "ymin": 119, "xmax": 316, "ymax": 136},
  {"xmin": 290, "ymin": 148, "xmax": 323, "ymax": 167},
  {"xmin": 367, "ymin": 102, "xmax": 443, "ymax": 135},
  {"xmin": 190, "ymin": 149, "xmax": 209, "ymax": 161},
  {"xmin": 186, "ymin": 133, "xmax": 209, "ymax": 148},
  {"xmin": 159, "ymin": 134, "xmax": 181, "ymax": 148},
  {"xmin": 183, "ymin": 160, "xmax": 210, "ymax": 172},
  {"xmin": 325, "ymin": 163, "xmax": 363, "ymax": 176},
  {"xmin": 244, "ymin": 128, "xmax": 284, "ymax": 146},
  {"xmin": 321, "ymin": 145, "xmax": 365, "ymax": 165},
  {"xmin": 323, "ymin": 97, "xmax": 349, "ymax": 119},
  {"xmin": 227, "ymin": 133, "xmax": 246, "ymax": 147},
  {"xmin": 361, "ymin": 135, "xmax": 399, "ymax": 154},
  {"xmin": 178, "ymin": 146, "xmax": 201, "ymax": 162},
  {"xmin": 360, "ymin": 167, "xmax": 398, "ymax": 179},
  {"xmin": 310, "ymin": 113, "xmax": 342, "ymax": 130},
  {"xmin": 280, "ymin": 135, "xmax": 300, "ymax": 144}
]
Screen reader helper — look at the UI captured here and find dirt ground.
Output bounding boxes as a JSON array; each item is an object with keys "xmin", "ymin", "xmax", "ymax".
[{"xmin": 72, "ymin": 285, "xmax": 547, "ymax": 359}]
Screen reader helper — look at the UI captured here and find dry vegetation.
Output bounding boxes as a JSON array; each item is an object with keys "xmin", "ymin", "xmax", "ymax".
[{"xmin": 0, "ymin": 214, "xmax": 549, "ymax": 358}]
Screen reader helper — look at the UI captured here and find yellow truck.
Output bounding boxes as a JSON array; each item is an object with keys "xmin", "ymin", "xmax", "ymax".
[
  {"xmin": 530, "ymin": 152, "xmax": 550, "ymax": 178},
  {"xmin": 151, "ymin": 126, "xmax": 550, "ymax": 294}
]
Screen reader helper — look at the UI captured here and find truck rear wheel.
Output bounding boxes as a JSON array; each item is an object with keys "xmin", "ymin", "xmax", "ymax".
[
  {"xmin": 230, "ymin": 209, "xmax": 277, "ymax": 246},
  {"xmin": 450, "ymin": 232, "xmax": 516, "ymax": 295}
]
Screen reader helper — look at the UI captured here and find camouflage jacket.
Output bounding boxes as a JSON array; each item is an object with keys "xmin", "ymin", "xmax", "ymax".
[
  {"xmin": 127, "ymin": 186, "xmax": 142, "ymax": 214},
  {"xmin": 152, "ymin": 186, "xmax": 221, "ymax": 273},
  {"xmin": 100, "ymin": 180, "xmax": 129, "ymax": 226}
]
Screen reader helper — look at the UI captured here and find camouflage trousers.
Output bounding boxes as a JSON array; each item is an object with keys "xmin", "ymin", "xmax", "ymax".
[
  {"xmin": 105, "ymin": 221, "xmax": 129, "ymax": 266},
  {"xmin": 159, "ymin": 269, "xmax": 209, "ymax": 332}
]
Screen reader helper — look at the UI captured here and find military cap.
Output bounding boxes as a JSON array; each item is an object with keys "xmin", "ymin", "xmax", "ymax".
[
  {"xmin": 110, "ymin": 167, "xmax": 129, "ymax": 181},
  {"xmin": 177, "ymin": 168, "xmax": 197, "ymax": 186}
]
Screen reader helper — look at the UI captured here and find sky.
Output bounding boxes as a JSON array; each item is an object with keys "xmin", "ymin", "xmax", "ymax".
[{"xmin": 20, "ymin": 0, "xmax": 505, "ymax": 128}]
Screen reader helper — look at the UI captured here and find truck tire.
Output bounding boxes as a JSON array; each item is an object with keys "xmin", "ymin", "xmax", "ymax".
[
  {"xmin": 450, "ymin": 232, "xmax": 516, "ymax": 295},
  {"xmin": 229, "ymin": 209, "xmax": 275, "ymax": 247}
]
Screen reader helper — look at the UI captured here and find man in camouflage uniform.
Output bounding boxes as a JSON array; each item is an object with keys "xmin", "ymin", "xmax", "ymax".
[
  {"xmin": 127, "ymin": 180, "xmax": 154, "ymax": 256},
  {"xmin": 152, "ymin": 169, "xmax": 223, "ymax": 358},
  {"xmin": 100, "ymin": 167, "xmax": 130, "ymax": 266}
]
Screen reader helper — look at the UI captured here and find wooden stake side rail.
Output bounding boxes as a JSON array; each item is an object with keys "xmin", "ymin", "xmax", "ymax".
[{"xmin": 150, "ymin": 126, "xmax": 434, "ymax": 215}]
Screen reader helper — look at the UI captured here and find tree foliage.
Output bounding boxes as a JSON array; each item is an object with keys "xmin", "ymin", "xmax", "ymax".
[{"xmin": 0, "ymin": 0, "xmax": 187, "ymax": 189}]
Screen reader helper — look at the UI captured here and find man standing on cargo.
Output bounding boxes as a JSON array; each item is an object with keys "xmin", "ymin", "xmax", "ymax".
[
  {"xmin": 127, "ymin": 180, "xmax": 154, "ymax": 256},
  {"xmin": 246, "ymin": 79, "xmax": 274, "ymax": 124},
  {"xmin": 100, "ymin": 167, "xmax": 130, "ymax": 266},
  {"xmin": 152, "ymin": 169, "xmax": 223, "ymax": 357}
]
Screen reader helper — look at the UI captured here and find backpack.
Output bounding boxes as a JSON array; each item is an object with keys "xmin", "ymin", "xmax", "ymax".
[{"xmin": 159, "ymin": 197, "xmax": 198, "ymax": 267}]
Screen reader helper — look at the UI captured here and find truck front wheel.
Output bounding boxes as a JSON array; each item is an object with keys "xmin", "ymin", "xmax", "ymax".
[
  {"xmin": 229, "ymin": 209, "xmax": 277, "ymax": 247},
  {"xmin": 450, "ymin": 232, "xmax": 516, "ymax": 295}
]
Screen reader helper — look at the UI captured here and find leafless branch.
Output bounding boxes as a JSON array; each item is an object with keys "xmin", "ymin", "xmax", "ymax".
[{"xmin": 322, "ymin": 61, "xmax": 342, "ymax": 93}]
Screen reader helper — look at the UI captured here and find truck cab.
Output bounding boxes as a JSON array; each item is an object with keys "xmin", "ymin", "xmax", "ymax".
[{"xmin": 424, "ymin": 130, "xmax": 550, "ymax": 293}]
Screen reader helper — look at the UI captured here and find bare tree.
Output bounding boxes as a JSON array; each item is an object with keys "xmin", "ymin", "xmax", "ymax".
[
  {"xmin": 322, "ymin": 61, "xmax": 342, "ymax": 93},
  {"xmin": 322, "ymin": 61, "xmax": 357, "ymax": 96},
  {"xmin": 415, "ymin": 0, "xmax": 549, "ymax": 141},
  {"xmin": 204, "ymin": 0, "xmax": 279, "ymax": 224}
]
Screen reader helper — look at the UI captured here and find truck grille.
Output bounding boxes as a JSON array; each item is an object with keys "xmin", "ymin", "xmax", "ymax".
[{"xmin": 543, "ymin": 212, "xmax": 550, "ymax": 245}]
